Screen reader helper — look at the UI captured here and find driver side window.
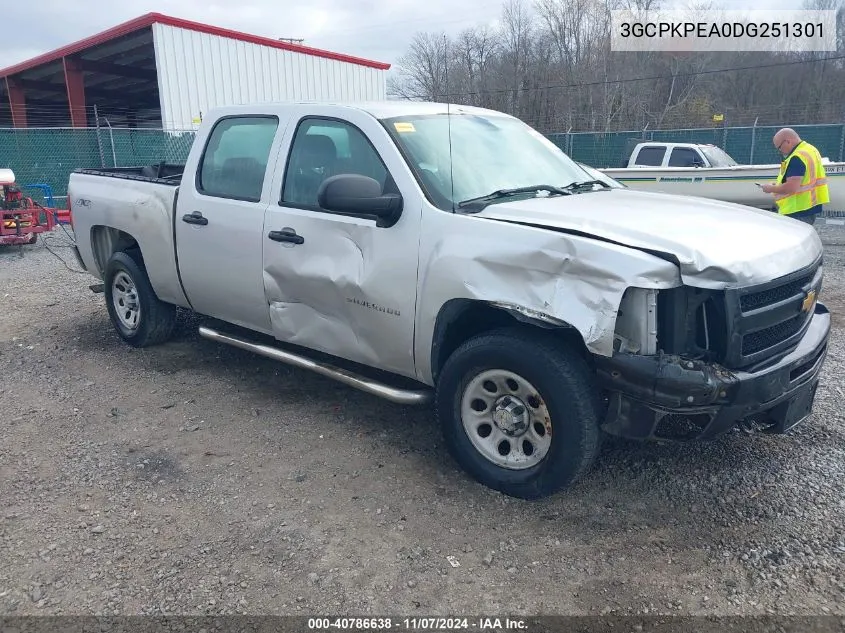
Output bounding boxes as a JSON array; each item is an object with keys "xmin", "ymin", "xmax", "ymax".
[
  {"xmin": 281, "ymin": 118, "xmax": 391, "ymax": 209},
  {"xmin": 668, "ymin": 147, "xmax": 702, "ymax": 167}
]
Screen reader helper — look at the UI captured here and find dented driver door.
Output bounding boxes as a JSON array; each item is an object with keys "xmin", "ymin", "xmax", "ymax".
[{"xmin": 261, "ymin": 106, "xmax": 424, "ymax": 379}]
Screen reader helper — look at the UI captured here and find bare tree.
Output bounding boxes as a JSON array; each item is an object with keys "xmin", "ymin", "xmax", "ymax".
[
  {"xmin": 501, "ymin": 0, "xmax": 535, "ymax": 116},
  {"xmin": 388, "ymin": 0, "xmax": 845, "ymax": 132},
  {"xmin": 390, "ymin": 32, "xmax": 451, "ymax": 100}
]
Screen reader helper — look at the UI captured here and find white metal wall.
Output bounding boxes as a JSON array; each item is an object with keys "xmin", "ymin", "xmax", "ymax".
[{"xmin": 151, "ymin": 23, "xmax": 388, "ymax": 130}]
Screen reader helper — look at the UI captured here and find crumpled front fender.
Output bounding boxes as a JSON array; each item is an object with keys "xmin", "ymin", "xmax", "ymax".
[{"xmin": 413, "ymin": 214, "xmax": 683, "ymax": 385}]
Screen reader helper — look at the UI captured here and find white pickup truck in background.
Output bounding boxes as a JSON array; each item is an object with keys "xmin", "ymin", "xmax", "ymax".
[
  {"xmin": 616, "ymin": 141, "xmax": 738, "ymax": 169},
  {"xmin": 67, "ymin": 101, "xmax": 830, "ymax": 499},
  {"xmin": 600, "ymin": 140, "xmax": 845, "ymax": 211}
]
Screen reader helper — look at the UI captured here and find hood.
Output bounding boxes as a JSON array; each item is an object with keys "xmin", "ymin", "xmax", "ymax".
[{"xmin": 476, "ymin": 188, "xmax": 823, "ymax": 288}]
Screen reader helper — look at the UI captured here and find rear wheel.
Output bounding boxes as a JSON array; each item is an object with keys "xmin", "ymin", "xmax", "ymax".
[
  {"xmin": 104, "ymin": 250, "xmax": 176, "ymax": 347},
  {"xmin": 435, "ymin": 328, "xmax": 602, "ymax": 499}
]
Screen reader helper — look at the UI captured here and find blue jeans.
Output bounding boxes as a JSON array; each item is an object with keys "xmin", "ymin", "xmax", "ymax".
[{"xmin": 790, "ymin": 205, "xmax": 822, "ymax": 225}]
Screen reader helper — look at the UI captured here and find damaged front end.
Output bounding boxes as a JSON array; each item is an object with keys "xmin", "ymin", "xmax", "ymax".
[{"xmin": 596, "ymin": 257, "xmax": 830, "ymax": 441}]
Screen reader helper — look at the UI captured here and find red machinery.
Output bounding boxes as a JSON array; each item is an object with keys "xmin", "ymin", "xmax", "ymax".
[{"xmin": 1, "ymin": 168, "xmax": 59, "ymax": 246}]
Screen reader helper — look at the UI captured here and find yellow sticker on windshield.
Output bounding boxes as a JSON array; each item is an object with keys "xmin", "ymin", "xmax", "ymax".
[{"xmin": 394, "ymin": 122, "xmax": 416, "ymax": 133}]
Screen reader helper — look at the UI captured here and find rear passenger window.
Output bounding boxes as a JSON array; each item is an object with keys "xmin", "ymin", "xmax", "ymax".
[
  {"xmin": 634, "ymin": 146, "xmax": 666, "ymax": 166},
  {"xmin": 198, "ymin": 116, "xmax": 279, "ymax": 202}
]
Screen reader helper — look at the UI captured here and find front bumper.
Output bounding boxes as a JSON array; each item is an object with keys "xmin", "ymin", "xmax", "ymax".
[{"xmin": 595, "ymin": 302, "xmax": 830, "ymax": 441}]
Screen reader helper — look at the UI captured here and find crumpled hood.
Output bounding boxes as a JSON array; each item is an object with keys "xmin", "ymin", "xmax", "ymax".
[{"xmin": 477, "ymin": 188, "xmax": 823, "ymax": 288}]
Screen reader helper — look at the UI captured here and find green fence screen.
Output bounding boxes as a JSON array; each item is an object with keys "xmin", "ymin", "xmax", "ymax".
[
  {"xmin": 0, "ymin": 127, "xmax": 196, "ymax": 202},
  {"xmin": 1, "ymin": 123, "xmax": 843, "ymax": 204}
]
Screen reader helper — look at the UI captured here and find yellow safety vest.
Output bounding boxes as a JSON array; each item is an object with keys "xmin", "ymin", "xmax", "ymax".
[{"xmin": 774, "ymin": 141, "xmax": 830, "ymax": 215}]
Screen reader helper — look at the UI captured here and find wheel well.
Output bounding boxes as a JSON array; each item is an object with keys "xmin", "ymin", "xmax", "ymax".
[
  {"xmin": 91, "ymin": 226, "xmax": 141, "ymax": 275},
  {"xmin": 430, "ymin": 300, "xmax": 588, "ymax": 382}
]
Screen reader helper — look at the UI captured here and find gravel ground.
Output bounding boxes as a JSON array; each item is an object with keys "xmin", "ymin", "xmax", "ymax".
[{"xmin": 0, "ymin": 223, "xmax": 844, "ymax": 617}]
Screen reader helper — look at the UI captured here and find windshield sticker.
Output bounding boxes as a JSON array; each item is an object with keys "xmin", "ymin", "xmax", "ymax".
[{"xmin": 394, "ymin": 122, "xmax": 416, "ymax": 133}]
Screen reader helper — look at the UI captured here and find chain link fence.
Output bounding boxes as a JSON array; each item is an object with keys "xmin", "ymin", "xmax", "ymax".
[{"xmin": 1, "ymin": 122, "xmax": 844, "ymax": 205}]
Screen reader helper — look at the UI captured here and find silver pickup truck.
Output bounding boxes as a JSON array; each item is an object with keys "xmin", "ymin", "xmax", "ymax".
[{"xmin": 67, "ymin": 101, "xmax": 830, "ymax": 499}]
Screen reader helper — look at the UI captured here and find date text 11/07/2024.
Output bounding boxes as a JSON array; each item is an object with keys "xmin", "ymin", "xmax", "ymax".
[{"xmin": 307, "ymin": 617, "xmax": 529, "ymax": 631}]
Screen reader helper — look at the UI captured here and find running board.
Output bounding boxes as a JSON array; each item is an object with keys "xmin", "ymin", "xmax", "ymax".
[{"xmin": 198, "ymin": 325, "xmax": 433, "ymax": 406}]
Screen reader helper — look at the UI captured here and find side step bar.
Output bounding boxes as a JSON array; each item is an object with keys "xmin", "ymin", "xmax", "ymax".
[{"xmin": 198, "ymin": 325, "xmax": 433, "ymax": 406}]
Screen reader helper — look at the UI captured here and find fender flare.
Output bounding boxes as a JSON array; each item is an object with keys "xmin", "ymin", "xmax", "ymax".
[{"xmin": 429, "ymin": 298, "xmax": 583, "ymax": 383}]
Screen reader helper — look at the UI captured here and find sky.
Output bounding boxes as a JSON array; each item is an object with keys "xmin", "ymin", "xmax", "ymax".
[{"xmin": 0, "ymin": 0, "xmax": 805, "ymax": 75}]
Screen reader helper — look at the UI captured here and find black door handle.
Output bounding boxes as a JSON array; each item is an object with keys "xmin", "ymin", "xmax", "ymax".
[
  {"xmin": 182, "ymin": 211, "xmax": 208, "ymax": 226},
  {"xmin": 268, "ymin": 229, "xmax": 304, "ymax": 244}
]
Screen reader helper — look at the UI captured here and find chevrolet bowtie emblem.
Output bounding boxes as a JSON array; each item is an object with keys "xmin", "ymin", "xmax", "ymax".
[{"xmin": 802, "ymin": 289, "xmax": 817, "ymax": 313}]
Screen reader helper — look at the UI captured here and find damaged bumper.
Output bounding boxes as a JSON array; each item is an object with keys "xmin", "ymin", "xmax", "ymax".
[{"xmin": 595, "ymin": 302, "xmax": 830, "ymax": 441}]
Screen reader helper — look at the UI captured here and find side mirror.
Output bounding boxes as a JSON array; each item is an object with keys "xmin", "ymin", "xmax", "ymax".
[
  {"xmin": 317, "ymin": 174, "xmax": 402, "ymax": 225},
  {"xmin": 691, "ymin": 159, "xmax": 705, "ymax": 167}
]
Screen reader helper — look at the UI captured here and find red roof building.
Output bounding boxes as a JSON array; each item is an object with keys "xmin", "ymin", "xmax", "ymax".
[{"xmin": 0, "ymin": 13, "xmax": 391, "ymax": 129}]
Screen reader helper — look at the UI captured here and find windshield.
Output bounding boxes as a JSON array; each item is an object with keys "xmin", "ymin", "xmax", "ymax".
[
  {"xmin": 700, "ymin": 145, "xmax": 738, "ymax": 167},
  {"xmin": 381, "ymin": 113, "xmax": 597, "ymax": 210}
]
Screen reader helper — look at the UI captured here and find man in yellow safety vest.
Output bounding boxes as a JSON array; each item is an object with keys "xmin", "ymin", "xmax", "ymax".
[{"xmin": 761, "ymin": 128, "xmax": 829, "ymax": 225}]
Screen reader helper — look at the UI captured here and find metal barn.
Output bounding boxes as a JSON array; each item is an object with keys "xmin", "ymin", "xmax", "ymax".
[{"xmin": 0, "ymin": 13, "xmax": 391, "ymax": 129}]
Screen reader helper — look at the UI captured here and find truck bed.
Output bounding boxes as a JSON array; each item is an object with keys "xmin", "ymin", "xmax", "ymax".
[
  {"xmin": 75, "ymin": 163, "xmax": 185, "ymax": 186},
  {"xmin": 68, "ymin": 167, "xmax": 189, "ymax": 309}
]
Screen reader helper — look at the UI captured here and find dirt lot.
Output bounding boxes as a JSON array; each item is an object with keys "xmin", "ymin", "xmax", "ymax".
[{"xmin": 1, "ymin": 224, "xmax": 844, "ymax": 617}]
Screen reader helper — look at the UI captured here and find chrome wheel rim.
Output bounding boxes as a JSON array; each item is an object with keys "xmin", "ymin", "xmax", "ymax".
[
  {"xmin": 460, "ymin": 369, "xmax": 552, "ymax": 470},
  {"xmin": 112, "ymin": 271, "xmax": 141, "ymax": 331}
]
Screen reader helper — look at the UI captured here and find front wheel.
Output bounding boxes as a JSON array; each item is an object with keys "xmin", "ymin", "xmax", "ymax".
[
  {"xmin": 435, "ymin": 328, "xmax": 601, "ymax": 499},
  {"xmin": 104, "ymin": 250, "xmax": 176, "ymax": 347}
]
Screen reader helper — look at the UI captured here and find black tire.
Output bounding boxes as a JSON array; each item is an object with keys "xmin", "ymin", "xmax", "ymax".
[
  {"xmin": 435, "ymin": 327, "xmax": 602, "ymax": 500},
  {"xmin": 103, "ymin": 249, "xmax": 176, "ymax": 347}
]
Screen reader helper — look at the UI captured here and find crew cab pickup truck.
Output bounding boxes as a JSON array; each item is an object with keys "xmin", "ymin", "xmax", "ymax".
[{"xmin": 68, "ymin": 101, "xmax": 831, "ymax": 499}]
